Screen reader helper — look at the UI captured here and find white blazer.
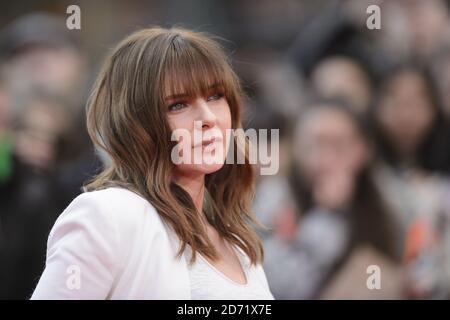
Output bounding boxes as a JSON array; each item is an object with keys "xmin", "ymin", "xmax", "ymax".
[{"xmin": 31, "ymin": 187, "xmax": 271, "ymax": 299}]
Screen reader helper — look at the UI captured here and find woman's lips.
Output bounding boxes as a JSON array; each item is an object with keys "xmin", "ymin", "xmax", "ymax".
[{"xmin": 193, "ymin": 136, "xmax": 222, "ymax": 148}]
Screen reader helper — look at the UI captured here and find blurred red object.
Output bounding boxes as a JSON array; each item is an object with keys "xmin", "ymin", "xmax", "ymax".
[
  {"xmin": 403, "ymin": 218, "xmax": 438, "ymax": 264},
  {"xmin": 272, "ymin": 204, "xmax": 298, "ymax": 243}
]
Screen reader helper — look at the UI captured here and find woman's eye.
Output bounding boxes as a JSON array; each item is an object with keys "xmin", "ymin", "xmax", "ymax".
[
  {"xmin": 207, "ymin": 93, "xmax": 224, "ymax": 102},
  {"xmin": 168, "ymin": 102, "xmax": 187, "ymax": 112}
]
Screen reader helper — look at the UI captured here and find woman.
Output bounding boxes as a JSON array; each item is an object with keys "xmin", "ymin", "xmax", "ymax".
[{"xmin": 31, "ymin": 27, "xmax": 274, "ymax": 300}]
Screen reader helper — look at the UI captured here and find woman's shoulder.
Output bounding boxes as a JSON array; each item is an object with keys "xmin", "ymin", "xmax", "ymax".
[
  {"xmin": 75, "ymin": 186, "xmax": 148, "ymax": 202},
  {"xmin": 53, "ymin": 187, "xmax": 162, "ymax": 236},
  {"xmin": 74, "ymin": 186, "xmax": 149, "ymax": 206},
  {"xmin": 33, "ymin": 187, "xmax": 170, "ymax": 299},
  {"xmin": 71, "ymin": 186, "xmax": 154, "ymax": 210}
]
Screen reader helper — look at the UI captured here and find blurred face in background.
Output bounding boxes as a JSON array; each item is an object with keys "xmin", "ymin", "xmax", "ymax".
[
  {"xmin": 311, "ymin": 57, "xmax": 372, "ymax": 115},
  {"xmin": 376, "ymin": 70, "xmax": 435, "ymax": 157},
  {"xmin": 5, "ymin": 45, "xmax": 86, "ymax": 111},
  {"xmin": 14, "ymin": 98, "xmax": 69, "ymax": 172},
  {"xmin": 294, "ymin": 106, "xmax": 370, "ymax": 209},
  {"xmin": 407, "ymin": 0, "xmax": 450, "ymax": 58},
  {"xmin": 381, "ymin": 0, "xmax": 450, "ymax": 59}
]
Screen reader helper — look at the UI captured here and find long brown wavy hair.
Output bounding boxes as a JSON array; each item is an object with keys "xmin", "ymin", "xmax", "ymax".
[{"xmin": 83, "ymin": 27, "xmax": 264, "ymax": 265}]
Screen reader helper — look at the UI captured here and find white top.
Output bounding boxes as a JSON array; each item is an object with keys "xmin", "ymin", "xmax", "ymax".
[
  {"xmin": 31, "ymin": 187, "xmax": 273, "ymax": 300},
  {"xmin": 184, "ymin": 246, "xmax": 274, "ymax": 300}
]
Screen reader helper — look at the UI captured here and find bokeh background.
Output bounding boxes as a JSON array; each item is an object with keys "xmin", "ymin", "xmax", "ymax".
[{"xmin": 2, "ymin": 0, "xmax": 450, "ymax": 299}]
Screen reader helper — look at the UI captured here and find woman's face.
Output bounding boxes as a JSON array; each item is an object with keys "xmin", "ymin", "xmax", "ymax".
[
  {"xmin": 376, "ymin": 71, "xmax": 435, "ymax": 156},
  {"xmin": 166, "ymin": 85, "xmax": 232, "ymax": 177}
]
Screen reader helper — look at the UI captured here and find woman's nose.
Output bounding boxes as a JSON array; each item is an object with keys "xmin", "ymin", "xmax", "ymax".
[{"xmin": 196, "ymin": 98, "xmax": 217, "ymax": 128}]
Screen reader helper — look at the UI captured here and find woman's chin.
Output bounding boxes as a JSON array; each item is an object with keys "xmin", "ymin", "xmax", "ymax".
[{"xmin": 196, "ymin": 162, "xmax": 225, "ymax": 174}]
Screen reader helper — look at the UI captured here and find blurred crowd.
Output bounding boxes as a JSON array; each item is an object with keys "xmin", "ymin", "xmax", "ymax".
[{"xmin": 1, "ymin": 0, "xmax": 450, "ymax": 299}]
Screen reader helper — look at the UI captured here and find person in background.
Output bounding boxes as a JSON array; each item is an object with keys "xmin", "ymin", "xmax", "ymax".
[
  {"xmin": 0, "ymin": 12, "xmax": 87, "ymax": 110},
  {"xmin": 11, "ymin": 91, "xmax": 70, "ymax": 173},
  {"xmin": 373, "ymin": 64, "xmax": 450, "ymax": 175},
  {"xmin": 0, "ymin": 13, "xmax": 97, "ymax": 299},
  {"xmin": 310, "ymin": 56, "xmax": 373, "ymax": 115},
  {"xmin": 0, "ymin": 76, "xmax": 62, "ymax": 299},
  {"xmin": 263, "ymin": 100, "xmax": 401, "ymax": 299},
  {"xmin": 372, "ymin": 64, "xmax": 450, "ymax": 298},
  {"xmin": 0, "ymin": 12, "xmax": 99, "ymax": 209}
]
